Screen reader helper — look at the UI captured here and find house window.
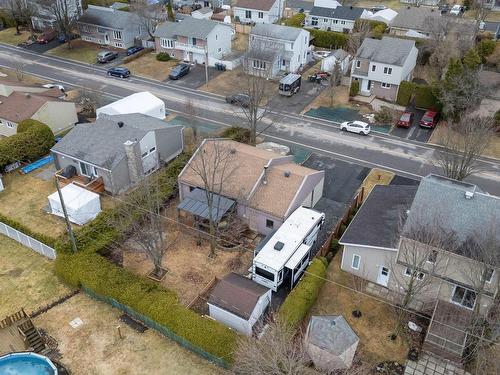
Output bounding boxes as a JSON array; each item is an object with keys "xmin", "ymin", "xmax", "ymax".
[
  {"xmin": 427, "ymin": 250, "xmax": 438, "ymax": 263},
  {"xmin": 81, "ymin": 24, "xmax": 93, "ymax": 33},
  {"xmin": 311, "ymin": 17, "xmax": 318, "ymax": 26},
  {"xmin": 218, "ymin": 47, "xmax": 222, "ymax": 52},
  {"xmin": 215, "ymin": 34, "xmax": 218, "ymax": 40},
  {"xmin": 192, "ymin": 37, "xmax": 197, "ymax": 46},
  {"xmin": 484, "ymin": 268, "xmax": 494, "ymax": 283},
  {"xmin": 253, "ymin": 59, "xmax": 266, "ymax": 70},
  {"xmin": 149, "ymin": 146, "xmax": 156, "ymax": 153},
  {"xmin": 266, "ymin": 219, "xmax": 274, "ymax": 229},
  {"xmin": 451, "ymin": 286, "xmax": 477, "ymax": 309},
  {"xmin": 80, "ymin": 162, "xmax": 97, "ymax": 178},
  {"xmin": 113, "ymin": 30, "xmax": 122, "ymax": 40},
  {"xmin": 114, "ymin": 42, "xmax": 123, "ymax": 48},
  {"xmin": 381, "ymin": 82, "xmax": 391, "ymax": 89},
  {"xmin": 383, "ymin": 67, "xmax": 392, "ymax": 74},
  {"xmin": 245, "ymin": 10, "xmax": 252, "ymax": 18},
  {"xmin": 97, "ymin": 27, "xmax": 106, "ymax": 33},
  {"xmin": 282, "ymin": 59, "xmax": 286, "ymax": 66},
  {"xmin": 160, "ymin": 38, "xmax": 174, "ymax": 48},
  {"xmin": 258, "ymin": 11, "xmax": 264, "ymax": 18},
  {"xmin": 351, "ymin": 254, "xmax": 360, "ymax": 270},
  {"xmin": 333, "ymin": 19, "xmax": 338, "ymax": 24},
  {"xmin": 371, "ymin": 65, "xmax": 376, "ymax": 72},
  {"xmin": 341, "ymin": 20, "xmax": 346, "ymax": 25},
  {"xmin": 355, "ymin": 60, "xmax": 360, "ymax": 68},
  {"xmin": 404, "ymin": 267, "xmax": 425, "ymax": 281}
]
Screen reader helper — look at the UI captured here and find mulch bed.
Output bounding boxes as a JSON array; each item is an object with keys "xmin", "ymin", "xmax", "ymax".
[{"xmin": 119, "ymin": 314, "xmax": 148, "ymax": 333}]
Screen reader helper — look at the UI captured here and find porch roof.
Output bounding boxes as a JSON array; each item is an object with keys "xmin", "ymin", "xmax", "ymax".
[{"xmin": 177, "ymin": 188, "xmax": 235, "ymax": 222}]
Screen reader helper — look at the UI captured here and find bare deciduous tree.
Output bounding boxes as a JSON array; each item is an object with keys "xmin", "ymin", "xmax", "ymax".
[
  {"xmin": 40, "ymin": 0, "xmax": 81, "ymax": 49},
  {"xmin": 6, "ymin": 0, "xmax": 36, "ymax": 37},
  {"xmin": 347, "ymin": 19, "xmax": 371, "ymax": 54},
  {"xmin": 436, "ymin": 116, "xmax": 494, "ymax": 181},
  {"xmin": 130, "ymin": 0, "xmax": 165, "ymax": 40},
  {"xmin": 187, "ymin": 139, "xmax": 236, "ymax": 257},
  {"xmin": 329, "ymin": 60, "xmax": 342, "ymax": 107}
]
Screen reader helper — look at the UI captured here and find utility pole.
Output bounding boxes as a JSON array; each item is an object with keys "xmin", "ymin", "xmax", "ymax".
[
  {"xmin": 205, "ymin": 45, "xmax": 209, "ymax": 87},
  {"xmin": 55, "ymin": 177, "xmax": 77, "ymax": 253}
]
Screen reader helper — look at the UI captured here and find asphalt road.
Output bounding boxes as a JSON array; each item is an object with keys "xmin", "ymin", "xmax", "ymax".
[{"xmin": 1, "ymin": 43, "xmax": 499, "ymax": 195}]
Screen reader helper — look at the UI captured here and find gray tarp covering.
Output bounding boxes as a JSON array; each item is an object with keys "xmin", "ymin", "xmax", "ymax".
[{"xmin": 177, "ymin": 188, "xmax": 235, "ymax": 222}]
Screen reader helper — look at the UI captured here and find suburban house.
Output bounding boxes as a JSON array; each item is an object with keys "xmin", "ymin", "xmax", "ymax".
[
  {"xmin": 399, "ymin": 0, "xmax": 439, "ymax": 6},
  {"xmin": 233, "ymin": 0, "xmax": 285, "ymax": 24},
  {"xmin": 208, "ymin": 272, "xmax": 271, "ymax": 335},
  {"xmin": 51, "ymin": 114, "xmax": 184, "ymax": 195},
  {"xmin": 305, "ymin": 5, "xmax": 369, "ymax": 33},
  {"xmin": 0, "ymin": 85, "xmax": 77, "ymax": 137},
  {"xmin": 283, "ymin": 0, "xmax": 315, "ymax": 17},
  {"xmin": 389, "ymin": 6, "xmax": 441, "ymax": 39},
  {"xmin": 28, "ymin": 0, "xmax": 82, "ymax": 31},
  {"xmin": 77, "ymin": 5, "xmax": 148, "ymax": 49},
  {"xmin": 177, "ymin": 139, "xmax": 324, "ymax": 235},
  {"xmin": 154, "ymin": 17, "xmax": 232, "ymax": 66},
  {"xmin": 320, "ymin": 49, "xmax": 351, "ymax": 74},
  {"xmin": 96, "ymin": 92, "xmax": 166, "ymax": 120},
  {"xmin": 246, "ymin": 23, "xmax": 310, "ymax": 77},
  {"xmin": 484, "ymin": 0, "xmax": 500, "ymax": 11},
  {"xmin": 350, "ymin": 36, "xmax": 418, "ymax": 102}
]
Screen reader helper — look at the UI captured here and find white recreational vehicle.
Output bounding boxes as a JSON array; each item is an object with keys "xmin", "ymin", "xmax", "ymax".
[{"xmin": 252, "ymin": 206, "xmax": 325, "ymax": 292}]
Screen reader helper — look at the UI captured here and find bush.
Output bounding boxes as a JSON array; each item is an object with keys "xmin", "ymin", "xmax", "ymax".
[
  {"xmin": 219, "ymin": 127, "xmax": 250, "ymax": 143},
  {"xmin": 283, "ymin": 13, "xmax": 305, "ymax": 27},
  {"xmin": 374, "ymin": 106, "xmax": 393, "ymax": 125},
  {"xmin": 0, "ymin": 213, "xmax": 57, "ymax": 247},
  {"xmin": 415, "ymin": 84, "xmax": 441, "ymax": 111},
  {"xmin": 349, "ymin": 80, "xmax": 359, "ymax": 96},
  {"xmin": 477, "ymin": 39, "xmax": 496, "ymax": 63},
  {"xmin": 156, "ymin": 52, "xmax": 171, "ymax": 62},
  {"xmin": 0, "ymin": 10, "xmax": 16, "ymax": 28},
  {"xmin": 17, "ymin": 119, "xmax": 42, "ymax": 133},
  {"xmin": 278, "ymin": 258, "xmax": 327, "ymax": 329},
  {"xmin": 0, "ymin": 120, "xmax": 54, "ymax": 171},
  {"xmin": 309, "ymin": 29, "xmax": 348, "ymax": 49},
  {"xmin": 495, "ymin": 110, "xmax": 500, "ymax": 126},
  {"xmin": 396, "ymin": 81, "xmax": 415, "ymax": 106}
]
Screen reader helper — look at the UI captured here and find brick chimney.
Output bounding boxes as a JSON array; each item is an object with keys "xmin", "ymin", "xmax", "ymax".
[{"xmin": 123, "ymin": 140, "xmax": 143, "ymax": 184}]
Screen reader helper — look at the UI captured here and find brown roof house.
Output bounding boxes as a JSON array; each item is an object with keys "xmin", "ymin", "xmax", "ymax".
[
  {"xmin": 208, "ymin": 272, "xmax": 272, "ymax": 335},
  {"xmin": 0, "ymin": 84, "xmax": 77, "ymax": 137},
  {"xmin": 177, "ymin": 139, "xmax": 325, "ymax": 235}
]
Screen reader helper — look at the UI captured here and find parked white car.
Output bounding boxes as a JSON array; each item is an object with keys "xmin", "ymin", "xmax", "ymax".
[
  {"xmin": 450, "ymin": 4, "xmax": 462, "ymax": 15},
  {"xmin": 340, "ymin": 120, "xmax": 371, "ymax": 135}
]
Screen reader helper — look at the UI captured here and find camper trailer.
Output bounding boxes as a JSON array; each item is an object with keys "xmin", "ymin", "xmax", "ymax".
[
  {"xmin": 252, "ymin": 206, "xmax": 325, "ymax": 292},
  {"xmin": 278, "ymin": 73, "xmax": 301, "ymax": 96}
]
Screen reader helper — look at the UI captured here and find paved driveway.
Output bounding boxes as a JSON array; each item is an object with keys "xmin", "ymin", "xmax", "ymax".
[
  {"xmin": 390, "ymin": 102, "xmax": 434, "ymax": 142},
  {"xmin": 22, "ymin": 39, "xmax": 60, "ymax": 53},
  {"xmin": 167, "ymin": 65, "xmax": 225, "ymax": 89},
  {"xmin": 268, "ymin": 78, "xmax": 327, "ymax": 115}
]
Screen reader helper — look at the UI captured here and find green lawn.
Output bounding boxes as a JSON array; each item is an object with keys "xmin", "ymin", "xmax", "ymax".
[
  {"xmin": 0, "ymin": 235, "xmax": 72, "ymax": 317},
  {"xmin": 0, "ymin": 28, "xmax": 32, "ymax": 46},
  {"xmin": 46, "ymin": 40, "xmax": 102, "ymax": 64}
]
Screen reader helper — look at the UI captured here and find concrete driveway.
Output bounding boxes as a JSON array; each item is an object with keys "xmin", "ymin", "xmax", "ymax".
[
  {"xmin": 167, "ymin": 65, "xmax": 225, "ymax": 89},
  {"xmin": 390, "ymin": 101, "xmax": 434, "ymax": 143},
  {"xmin": 268, "ymin": 78, "xmax": 327, "ymax": 115}
]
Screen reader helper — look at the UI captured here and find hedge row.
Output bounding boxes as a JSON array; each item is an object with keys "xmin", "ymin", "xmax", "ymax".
[
  {"xmin": 54, "ymin": 154, "xmax": 237, "ymax": 364},
  {"xmin": 278, "ymin": 257, "xmax": 328, "ymax": 329},
  {"xmin": 0, "ymin": 212, "xmax": 57, "ymax": 248},
  {"xmin": 350, "ymin": 80, "xmax": 359, "ymax": 96},
  {"xmin": 395, "ymin": 81, "xmax": 441, "ymax": 111},
  {"xmin": 396, "ymin": 81, "xmax": 414, "ymax": 106},
  {"xmin": 0, "ymin": 119, "xmax": 55, "ymax": 172},
  {"xmin": 309, "ymin": 29, "xmax": 348, "ymax": 49}
]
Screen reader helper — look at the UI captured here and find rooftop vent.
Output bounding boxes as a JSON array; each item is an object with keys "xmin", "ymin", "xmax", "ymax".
[
  {"xmin": 117, "ymin": 121, "xmax": 124, "ymax": 128},
  {"xmin": 284, "ymin": 171, "xmax": 291, "ymax": 178},
  {"xmin": 262, "ymin": 165, "xmax": 269, "ymax": 185},
  {"xmin": 274, "ymin": 241, "xmax": 284, "ymax": 251},
  {"xmin": 465, "ymin": 191, "xmax": 474, "ymax": 200}
]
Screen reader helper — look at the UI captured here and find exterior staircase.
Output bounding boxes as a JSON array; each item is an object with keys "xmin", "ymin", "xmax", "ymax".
[{"xmin": 18, "ymin": 319, "xmax": 46, "ymax": 354}]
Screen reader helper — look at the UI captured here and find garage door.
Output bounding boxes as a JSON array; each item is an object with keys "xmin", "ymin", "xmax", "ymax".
[{"xmin": 192, "ymin": 53, "xmax": 206, "ymax": 64}]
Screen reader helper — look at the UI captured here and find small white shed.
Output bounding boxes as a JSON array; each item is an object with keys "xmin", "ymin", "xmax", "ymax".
[
  {"xmin": 208, "ymin": 273, "xmax": 271, "ymax": 336},
  {"xmin": 48, "ymin": 183, "xmax": 101, "ymax": 225},
  {"xmin": 96, "ymin": 92, "xmax": 166, "ymax": 120},
  {"xmin": 321, "ymin": 49, "xmax": 351, "ymax": 74},
  {"xmin": 305, "ymin": 315, "xmax": 359, "ymax": 371}
]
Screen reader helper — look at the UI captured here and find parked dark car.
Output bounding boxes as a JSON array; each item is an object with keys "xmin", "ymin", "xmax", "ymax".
[
  {"xmin": 126, "ymin": 45, "xmax": 144, "ymax": 56},
  {"xmin": 225, "ymin": 94, "xmax": 251, "ymax": 108},
  {"xmin": 107, "ymin": 67, "xmax": 130, "ymax": 78},
  {"xmin": 57, "ymin": 33, "xmax": 79, "ymax": 43},
  {"xmin": 396, "ymin": 112, "xmax": 414, "ymax": 128},
  {"xmin": 97, "ymin": 50, "xmax": 119, "ymax": 63},
  {"xmin": 419, "ymin": 110, "xmax": 439, "ymax": 128},
  {"xmin": 169, "ymin": 64, "xmax": 190, "ymax": 80},
  {"xmin": 37, "ymin": 29, "xmax": 57, "ymax": 44}
]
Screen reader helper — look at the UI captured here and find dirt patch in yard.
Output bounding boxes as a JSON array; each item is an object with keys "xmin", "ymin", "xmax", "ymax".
[
  {"xmin": 34, "ymin": 293, "xmax": 224, "ymax": 375},
  {"xmin": 302, "ymin": 85, "xmax": 350, "ymax": 113},
  {"xmin": 124, "ymin": 53, "xmax": 179, "ymax": 81},
  {"xmin": 312, "ymin": 252, "xmax": 410, "ymax": 365},
  {"xmin": 232, "ymin": 32, "xmax": 248, "ymax": 52},
  {"xmin": 0, "ymin": 235, "xmax": 72, "ymax": 317},
  {"xmin": 46, "ymin": 40, "xmax": 104, "ymax": 64}
]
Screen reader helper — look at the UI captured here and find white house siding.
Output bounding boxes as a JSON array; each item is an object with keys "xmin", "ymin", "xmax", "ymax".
[
  {"xmin": 306, "ymin": 17, "xmax": 356, "ymax": 32},
  {"xmin": 340, "ymin": 244, "xmax": 396, "ymax": 285},
  {"xmin": 31, "ymin": 102, "xmax": 78, "ymax": 135},
  {"xmin": 205, "ymin": 25, "xmax": 233, "ymax": 63},
  {"xmin": 234, "ymin": 0, "xmax": 284, "ymax": 24},
  {"xmin": 237, "ymin": 204, "xmax": 284, "ymax": 235},
  {"xmin": 0, "ymin": 117, "xmax": 17, "ymax": 137},
  {"xmin": 78, "ymin": 24, "xmax": 138, "ymax": 49}
]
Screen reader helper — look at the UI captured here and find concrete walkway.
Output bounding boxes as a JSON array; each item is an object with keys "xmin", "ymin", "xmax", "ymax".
[{"xmin": 405, "ymin": 353, "xmax": 471, "ymax": 375}]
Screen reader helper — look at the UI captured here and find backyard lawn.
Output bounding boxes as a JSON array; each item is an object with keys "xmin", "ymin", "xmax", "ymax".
[
  {"xmin": 0, "ymin": 28, "xmax": 33, "ymax": 45},
  {"xmin": 311, "ymin": 252, "xmax": 410, "ymax": 365},
  {"xmin": 124, "ymin": 52, "xmax": 178, "ymax": 81},
  {"xmin": 0, "ymin": 235, "xmax": 71, "ymax": 317},
  {"xmin": 34, "ymin": 293, "xmax": 225, "ymax": 375},
  {"xmin": 46, "ymin": 40, "xmax": 102, "ymax": 64}
]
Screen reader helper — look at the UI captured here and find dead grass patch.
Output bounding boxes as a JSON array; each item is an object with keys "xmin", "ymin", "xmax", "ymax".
[
  {"xmin": 0, "ymin": 28, "xmax": 32, "ymax": 45},
  {"xmin": 47, "ymin": 40, "xmax": 103, "ymax": 64},
  {"xmin": 232, "ymin": 32, "xmax": 248, "ymax": 52},
  {"xmin": 0, "ymin": 235, "xmax": 71, "ymax": 317},
  {"xmin": 124, "ymin": 53, "xmax": 178, "ymax": 81},
  {"xmin": 34, "ymin": 293, "xmax": 224, "ymax": 375},
  {"xmin": 0, "ymin": 67, "xmax": 48, "ymax": 85},
  {"xmin": 360, "ymin": 168, "xmax": 395, "ymax": 200},
  {"xmin": 302, "ymin": 85, "xmax": 350, "ymax": 113},
  {"xmin": 312, "ymin": 253, "xmax": 410, "ymax": 365}
]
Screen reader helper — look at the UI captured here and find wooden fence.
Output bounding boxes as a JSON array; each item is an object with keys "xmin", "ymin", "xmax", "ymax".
[
  {"xmin": 0, "ymin": 221, "xmax": 56, "ymax": 259},
  {"xmin": 316, "ymin": 187, "xmax": 364, "ymax": 258}
]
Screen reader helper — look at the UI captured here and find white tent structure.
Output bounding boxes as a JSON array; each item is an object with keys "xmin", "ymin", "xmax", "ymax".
[
  {"xmin": 96, "ymin": 92, "xmax": 166, "ymax": 120},
  {"xmin": 368, "ymin": 9, "xmax": 398, "ymax": 25},
  {"xmin": 48, "ymin": 183, "xmax": 101, "ymax": 225},
  {"xmin": 314, "ymin": 0, "xmax": 341, "ymax": 8}
]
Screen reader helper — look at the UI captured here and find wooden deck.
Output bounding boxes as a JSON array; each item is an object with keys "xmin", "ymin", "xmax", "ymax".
[{"xmin": 55, "ymin": 172, "xmax": 105, "ymax": 194}]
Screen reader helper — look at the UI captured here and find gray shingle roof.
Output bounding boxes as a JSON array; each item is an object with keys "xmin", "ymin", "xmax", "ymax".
[
  {"xmin": 250, "ymin": 23, "xmax": 304, "ymax": 41},
  {"xmin": 154, "ymin": 16, "xmax": 226, "ymax": 39},
  {"xmin": 331, "ymin": 6, "xmax": 366, "ymax": 20},
  {"xmin": 340, "ymin": 185, "xmax": 418, "ymax": 249},
  {"xmin": 286, "ymin": 0, "xmax": 315, "ymax": 12},
  {"xmin": 356, "ymin": 37, "xmax": 415, "ymax": 66},
  {"xmin": 306, "ymin": 315, "xmax": 359, "ymax": 354},
  {"xmin": 52, "ymin": 114, "xmax": 180, "ymax": 170},
  {"xmin": 390, "ymin": 7, "xmax": 441, "ymax": 33},
  {"xmin": 310, "ymin": 6, "xmax": 336, "ymax": 18},
  {"xmin": 78, "ymin": 6, "xmax": 142, "ymax": 30},
  {"xmin": 403, "ymin": 175, "xmax": 500, "ymax": 258}
]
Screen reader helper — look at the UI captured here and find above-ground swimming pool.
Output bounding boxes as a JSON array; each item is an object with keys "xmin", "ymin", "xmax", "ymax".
[{"xmin": 0, "ymin": 352, "xmax": 57, "ymax": 375}]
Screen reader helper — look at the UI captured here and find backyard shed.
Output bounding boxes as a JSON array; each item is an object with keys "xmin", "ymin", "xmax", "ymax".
[
  {"xmin": 48, "ymin": 183, "xmax": 101, "ymax": 225},
  {"xmin": 208, "ymin": 273, "xmax": 271, "ymax": 336},
  {"xmin": 96, "ymin": 92, "xmax": 166, "ymax": 120},
  {"xmin": 304, "ymin": 315, "xmax": 359, "ymax": 371},
  {"xmin": 320, "ymin": 49, "xmax": 351, "ymax": 74}
]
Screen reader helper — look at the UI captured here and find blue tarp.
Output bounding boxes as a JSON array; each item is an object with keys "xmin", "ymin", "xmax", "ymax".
[{"xmin": 21, "ymin": 155, "xmax": 54, "ymax": 174}]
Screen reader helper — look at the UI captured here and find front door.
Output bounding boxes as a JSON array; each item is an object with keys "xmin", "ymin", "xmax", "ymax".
[
  {"xmin": 377, "ymin": 266, "xmax": 390, "ymax": 287},
  {"xmin": 104, "ymin": 34, "xmax": 110, "ymax": 44}
]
